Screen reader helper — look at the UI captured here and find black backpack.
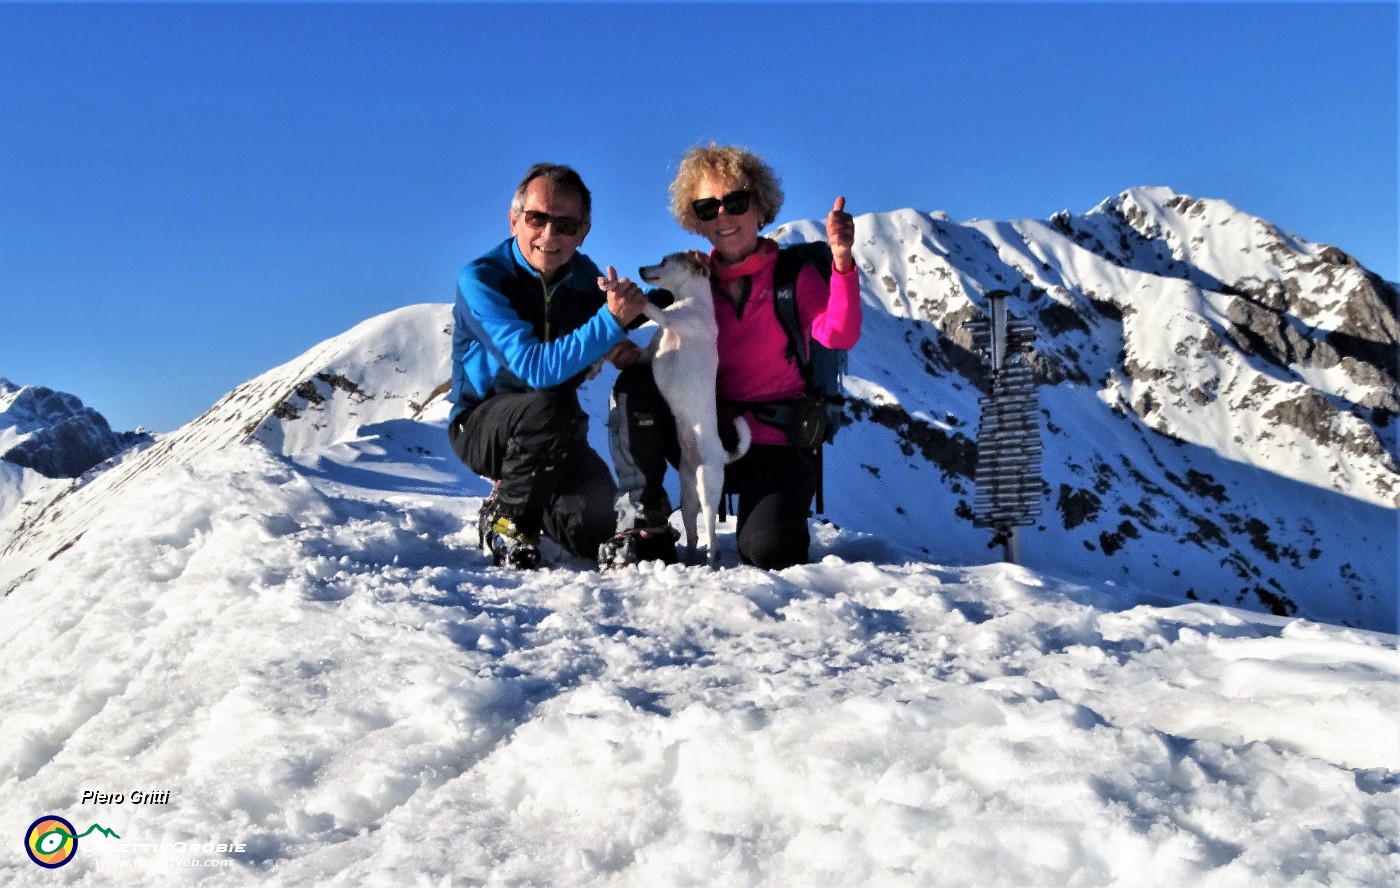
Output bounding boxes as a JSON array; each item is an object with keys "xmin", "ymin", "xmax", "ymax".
[
  {"xmin": 773, "ymin": 242, "xmax": 848, "ymax": 439},
  {"xmin": 771, "ymin": 241, "xmax": 850, "ymax": 512}
]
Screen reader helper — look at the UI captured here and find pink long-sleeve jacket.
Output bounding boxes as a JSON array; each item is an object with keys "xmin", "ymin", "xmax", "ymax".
[{"xmin": 711, "ymin": 238, "xmax": 862, "ymax": 446}]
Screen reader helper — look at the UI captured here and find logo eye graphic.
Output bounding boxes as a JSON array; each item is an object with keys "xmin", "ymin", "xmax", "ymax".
[
  {"xmin": 37, "ymin": 828, "xmax": 70, "ymax": 854},
  {"xmin": 25, "ymin": 816, "xmax": 78, "ymax": 868}
]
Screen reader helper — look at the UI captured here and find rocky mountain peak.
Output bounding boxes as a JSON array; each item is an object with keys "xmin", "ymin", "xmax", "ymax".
[{"xmin": 0, "ymin": 381, "xmax": 154, "ymax": 480}]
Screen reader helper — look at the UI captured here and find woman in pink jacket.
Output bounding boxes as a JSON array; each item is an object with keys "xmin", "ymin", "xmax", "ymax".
[{"xmin": 603, "ymin": 144, "xmax": 861, "ymax": 569}]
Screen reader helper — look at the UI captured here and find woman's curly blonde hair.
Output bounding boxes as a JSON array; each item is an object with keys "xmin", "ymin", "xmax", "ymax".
[{"xmin": 669, "ymin": 143, "xmax": 784, "ymax": 234}]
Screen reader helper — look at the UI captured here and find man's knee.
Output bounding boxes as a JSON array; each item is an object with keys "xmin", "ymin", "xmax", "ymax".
[
  {"xmin": 460, "ymin": 390, "xmax": 590, "ymax": 515},
  {"xmin": 510, "ymin": 390, "xmax": 585, "ymax": 443}
]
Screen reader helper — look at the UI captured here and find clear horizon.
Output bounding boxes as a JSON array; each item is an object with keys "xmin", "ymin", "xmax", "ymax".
[{"xmin": 3, "ymin": 1, "xmax": 1395, "ymax": 433}]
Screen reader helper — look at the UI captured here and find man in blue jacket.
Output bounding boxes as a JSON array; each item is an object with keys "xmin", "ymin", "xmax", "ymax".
[{"xmin": 448, "ymin": 163, "xmax": 649, "ymax": 568}]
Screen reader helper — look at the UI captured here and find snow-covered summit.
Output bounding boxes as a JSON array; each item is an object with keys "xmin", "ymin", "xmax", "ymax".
[
  {"xmin": 3, "ymin": 187, "xmax": 1396, "ymax": 630},
  {"xmin": 774, "ymin": 185, "xmax": 1395, "ymax": 630},
  {"xmin": 0, "ymin": 304, "xmax": 453, "ymax": 590}
]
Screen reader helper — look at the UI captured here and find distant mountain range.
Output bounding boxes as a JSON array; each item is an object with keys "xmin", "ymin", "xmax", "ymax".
[
  {"xmin": 0, "ymin": 379, "xmax": 152, "ymax": 477},
  {"xmin": 0, "ymin": 378, "xmax": 153, "ymax": 520},
  {"xmin": 2, "ymin": 187, "xmax": 1394, "ymax": 631}
]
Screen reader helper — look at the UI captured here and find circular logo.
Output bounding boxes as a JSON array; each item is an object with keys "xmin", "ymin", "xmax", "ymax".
[{"xmin": 25, "ymin": 815, "xmax": 78, "ymax": 868}]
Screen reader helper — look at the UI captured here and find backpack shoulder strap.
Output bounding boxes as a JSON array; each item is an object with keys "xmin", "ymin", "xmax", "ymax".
[
  {"xmin": 772, "ymin": 242, "xmax": 833, "ymax": 384},
  {"xmin": 772, "ymin": 242, "xmax": 838, "ymax": 512}
]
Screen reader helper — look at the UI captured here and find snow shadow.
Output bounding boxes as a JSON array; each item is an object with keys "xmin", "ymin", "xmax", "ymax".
[{"xmin": 288, "ymin": 419, "xmax": 487, "ymax": 498}]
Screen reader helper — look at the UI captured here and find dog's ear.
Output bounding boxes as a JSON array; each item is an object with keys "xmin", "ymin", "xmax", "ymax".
[{"xmin": 685, "ymin": 249, "xmax": 712, "ymax": 275}]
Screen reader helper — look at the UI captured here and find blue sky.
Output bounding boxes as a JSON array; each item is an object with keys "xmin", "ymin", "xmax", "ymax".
[{"xmin": 2, "ymin": 1, "xmax": 1395, "ymax": 433}]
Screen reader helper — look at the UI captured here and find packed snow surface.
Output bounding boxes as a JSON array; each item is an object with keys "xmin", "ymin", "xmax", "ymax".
[{"xmin": 1, "ymin": 440, "xmax": 1395, "ymax": 886}]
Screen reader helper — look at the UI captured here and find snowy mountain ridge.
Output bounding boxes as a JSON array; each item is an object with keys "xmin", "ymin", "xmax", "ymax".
[
  {"xmin": 1, "ymin": 186, "xmax": 1395, "ymax": 631},
  {"xmin": 0, "ymin": 305, "xmax": 452, "ymax": 588},
  {"xmin": 772, "ymin": 185, "xmax": 1396, "ymax": 629}
]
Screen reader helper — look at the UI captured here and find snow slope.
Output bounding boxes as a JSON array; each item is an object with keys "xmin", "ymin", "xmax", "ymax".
[
  {"xmin": 0, "ymin": 460, "xmax": 50, "ymax": 523},
  {"xmin": 0, "ymin": 305, "xmax": 454, "ymax": 592},
  {"xmin": 1, "ymin": 441, "xmax": 1395, "ymax": 887}
]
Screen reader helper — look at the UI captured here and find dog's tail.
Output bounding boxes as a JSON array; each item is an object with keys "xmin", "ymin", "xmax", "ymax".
[{"xmin": 725, "ymin": 415, "xmax": 752, "ymax": 464}]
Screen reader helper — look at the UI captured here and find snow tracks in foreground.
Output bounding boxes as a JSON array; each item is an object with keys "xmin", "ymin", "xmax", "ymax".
[{"xmin": 1, "ymin": 445, "xmax": 1395, "ymax": 887}]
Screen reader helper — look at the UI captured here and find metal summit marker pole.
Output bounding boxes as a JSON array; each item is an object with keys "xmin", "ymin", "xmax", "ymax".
[{"xmin": 967, "ymin": 290, "xmax": 1043, "ymax": 564}]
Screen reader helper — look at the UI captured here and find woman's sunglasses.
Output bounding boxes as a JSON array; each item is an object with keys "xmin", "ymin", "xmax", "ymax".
[
  {"xmin": 517, "ymin": 209, "xmax": 584, "ymax": 237},
  {"xmin": 691, "ymin": 189, "xmax": 752, "ymax": 222}
]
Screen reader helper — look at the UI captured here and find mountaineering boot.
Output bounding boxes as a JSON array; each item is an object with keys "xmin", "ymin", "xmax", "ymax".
[
  {"xmin": 482, "ymin": 512, "xmax": 541, "ymax": 570},
  {"xmin": 598, "ymin": 525, "xmax": 680, "ymax": 570},
  {"xmin": 478, "ymin": 487, "xmax": 541, "ymax": 570}
]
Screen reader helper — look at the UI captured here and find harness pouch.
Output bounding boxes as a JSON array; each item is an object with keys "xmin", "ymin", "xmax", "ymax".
[
  {"xmin": 738, "ymin": 395, "xmax": 829, "ymax": 450},
  {"xmin": 788, "ymin": 393, "xmax": 829, "ymax": 451}
]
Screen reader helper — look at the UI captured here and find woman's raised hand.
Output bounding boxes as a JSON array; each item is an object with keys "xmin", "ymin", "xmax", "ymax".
[{"xmin": 827, "ymin": 196, "xmax": 855, "ymax": 273}]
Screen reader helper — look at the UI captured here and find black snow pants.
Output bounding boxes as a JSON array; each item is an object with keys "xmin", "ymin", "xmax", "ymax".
[{"xmin": 449, "ymin": 389, "xmax": 617, "ymax": 559}]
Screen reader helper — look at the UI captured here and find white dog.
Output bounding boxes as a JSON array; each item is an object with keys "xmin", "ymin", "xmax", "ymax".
[{"xmin": 636, "ymin": 251, "xmax": 751, "ymax": 566}]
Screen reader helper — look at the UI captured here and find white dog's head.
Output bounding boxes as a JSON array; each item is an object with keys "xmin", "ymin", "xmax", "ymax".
[{"xmin": 639, "ymin": 250, "xmax": 710, "ymax": 290}]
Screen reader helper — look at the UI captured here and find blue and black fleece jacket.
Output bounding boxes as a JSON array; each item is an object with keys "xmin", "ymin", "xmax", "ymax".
[{"xmin": 448, "ymin": 238, "xmax": 627, "ymax": 426}]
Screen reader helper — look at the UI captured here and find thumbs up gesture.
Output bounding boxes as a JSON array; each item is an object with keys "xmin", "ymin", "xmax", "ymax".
[{"xmin": 826, "ymin": 196, "xmax": 855, "ymax": 273}]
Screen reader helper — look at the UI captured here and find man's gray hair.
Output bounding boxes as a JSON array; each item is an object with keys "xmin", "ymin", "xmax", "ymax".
[{"xmin": 511, "ymin": 163, "xmax": 592, "ymax": 221}]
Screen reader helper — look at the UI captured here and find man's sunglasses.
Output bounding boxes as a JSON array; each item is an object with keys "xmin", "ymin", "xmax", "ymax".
[
  {"xmin": 517, "ymin": 209, "xmax": 584, "ymax": 237},
  {"xmin": 691, "ymin": 189, "xmax": 752, "ymax": 222}
]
